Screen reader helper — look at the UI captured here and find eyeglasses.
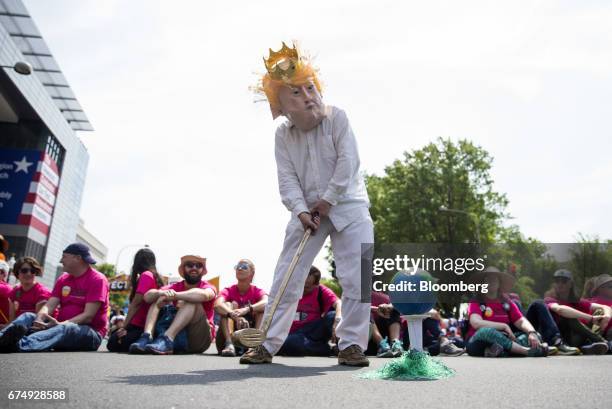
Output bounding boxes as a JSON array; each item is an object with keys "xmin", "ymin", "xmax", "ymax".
[
  {"xmin": 18, "ymin": 267, "xmax": 37, "ymax": 275},
  {"xmin": 184, "ymin": 262, "xmax": 204, "ymax": 269},
  {"xmin": 235, "ymin": 263, "xmax": 250, "ymax": 271},
  {"xmin": 554, "ymin": 277, "xmax": 570, "ymax": 284}
]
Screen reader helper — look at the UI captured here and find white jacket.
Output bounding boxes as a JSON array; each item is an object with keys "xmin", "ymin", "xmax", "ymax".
[{"xmin": 274, "ymin": 105, "xmax": 370, "ymax": 232}]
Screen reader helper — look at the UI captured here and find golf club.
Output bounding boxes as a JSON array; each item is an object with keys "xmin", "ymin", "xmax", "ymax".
[{"xmin": 233, "ymin": 221, "xmax": 315, "ymax": 348}]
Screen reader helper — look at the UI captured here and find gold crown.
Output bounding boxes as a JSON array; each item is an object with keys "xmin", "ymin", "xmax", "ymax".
[{"xmin": 263, "ymin": 42, "xmax": 302, "ymax": 82}]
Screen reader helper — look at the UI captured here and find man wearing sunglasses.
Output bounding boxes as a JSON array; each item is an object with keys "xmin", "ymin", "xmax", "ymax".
[
  {"xmin": 129, "ymin": 255, "xmax": 217, "ymax": 355},
  {"xmin": 214, "ymin": 259, "xmax": 268, "ymax": 356}
]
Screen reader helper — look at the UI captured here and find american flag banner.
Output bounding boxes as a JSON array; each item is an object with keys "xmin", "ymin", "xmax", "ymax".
[
  {"xmin": 17, "ymin": 152, "xmax": 60, "ymax": 237},
  {"xmin": 0, "ymin": 149, "xmax": 59, "ymax": 240}
]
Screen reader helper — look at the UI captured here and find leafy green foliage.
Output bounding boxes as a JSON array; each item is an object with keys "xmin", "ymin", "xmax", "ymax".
[
  {"xmin": 367, "ymin": 137, "xmax": 509, "ymax": 244},
  {"xmin": 320, "ymin": 277, "xmax": 342, "ymax": 297}
]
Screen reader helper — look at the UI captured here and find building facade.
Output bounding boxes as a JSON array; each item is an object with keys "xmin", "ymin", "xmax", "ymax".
[{"xmin": 1, "ymin": 0, "xmax": 96, "ymax": 287}]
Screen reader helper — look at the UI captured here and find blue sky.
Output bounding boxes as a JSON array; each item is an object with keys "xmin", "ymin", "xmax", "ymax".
[{"xmin": 23, "ymin": 0, "xmax": 612, "ymax": 290}]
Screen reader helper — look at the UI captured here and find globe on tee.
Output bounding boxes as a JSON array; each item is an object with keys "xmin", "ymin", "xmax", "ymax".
[{"xmin": 388, "ymin": 269, "xmax": 436, "ymax": 315}]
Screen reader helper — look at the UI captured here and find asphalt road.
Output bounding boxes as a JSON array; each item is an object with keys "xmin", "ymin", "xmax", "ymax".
[{"xmin": 1, "ymin": 343, "xmax": 610, "ymax": 409}]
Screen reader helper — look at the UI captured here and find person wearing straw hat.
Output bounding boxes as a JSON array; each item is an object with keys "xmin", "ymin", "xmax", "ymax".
[
  {"xmin": 583, "ymin": 274, "xmax": 612, "ymax": 348},
  {"xmin": 241, "ymin": 41, "xmax": 373, "ymax": 366},
  {"xmin": 465, "ymin": 266, "xmax": 548, "ymax": 357},
  {"xmin": 544, "ymin": 269, "xmax": 611, "ymax": 354},
  {"xmin": 128, "ymin": 255, "xmax": 216, "ymax": 355},
  {"xmin": 0, "ymin": 260, "xmax": 13, "ymax": 328}
]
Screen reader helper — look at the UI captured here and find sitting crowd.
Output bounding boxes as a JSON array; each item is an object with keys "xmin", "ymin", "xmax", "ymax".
[{"xmin": 1, "ymin": 244, "xmax": 611, "ymax": 358}]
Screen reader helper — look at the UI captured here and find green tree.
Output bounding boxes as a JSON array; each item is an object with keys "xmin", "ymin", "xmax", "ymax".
[
  {"xmin": 486, "ymin": 227, "xmax": 556, "ymax": 302},
  {"xmin": 97, "ymin": 263, "xmax": 116, "ymax": 279},
  {"xmin": 569, "ymin": 235, "xmax": 612, "ymax": 297},
  {"xmin": 367, "ymin": 137, "xmax": 509, "ymax": 244},
  {"xmin": 328, "ymin": 138, "xmax": 540, "ymax": 316}
]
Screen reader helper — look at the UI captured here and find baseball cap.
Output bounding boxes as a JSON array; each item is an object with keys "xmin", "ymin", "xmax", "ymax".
[
  {"xmin": 553, "ymin": 269, "xmax": 573, "ymax": 280},
  {"xmin": 63, "ymin": 243, "xmax": 97, "ymax": 264}
]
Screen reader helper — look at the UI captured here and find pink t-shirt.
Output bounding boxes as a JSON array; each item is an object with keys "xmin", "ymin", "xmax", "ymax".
[
  {"xmin": 466, "ymin": 299, "xmax": 523, "ymax": 339},
  {"xmin": 51, "ymin": 267, "xmax": 110, "ymax": 337},
  {"xmin": 162, "ymin": 279, "xmax": 217, "ymax": 338},
  {"xmin": 0, "ymin": 282, "xmax": 11, "ymax": 324},
  {"xmin": 290, "ymin": 284, "xmax": 338, "ymax": 333},
  {"xmin": 130, "ymin": 271, "xmax": 159, "ymax": 328},
  {"xmin": 9, "ymin": 282, "xmax": 51, "ymax": 316},
  {"xmin": 544, "ymin": 296, "xmax": 592, "ymax": 325},
  {"xmin": 370, "ymin": 291, "xmax": 390, "ymax": 321},
  {"xmin": 219, "ymin": 284, "xmax": 266, "ymax": 308},
  {"xmin": 588, "ymin": 296, "xmax": 612, "ymax": 307}
]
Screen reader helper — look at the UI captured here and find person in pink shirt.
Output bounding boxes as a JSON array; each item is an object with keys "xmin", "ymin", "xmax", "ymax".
[
  {"xmin": 107, "ymin": 248, "xmax": 164, "ymax": 352},
  {"xmin": 544, "ymin": 269, "xmax": 611, "ymax": 354},
  {"xmin": 583, "ymin": 274, "xmax": 612, "ymax": 348},
  {"xmin": 0, "ymin": 260, "xmax": 13, "ymax": 328},
  {"xmin": 466, "ymin": 267, "xmax": 548, "ymax": 357},
  {"xmin": 129, "ymin": 254, "xmax": 216, "ymax": 355},
  {"xmin": 214, "ymin": 259, "xmax": 268, "ymax": 356},
  {"xmin": 0, "ymin": 243, "xmax": 109, "ymax": 352},
  {"xmin": 9, "ymin": 257, "xmax": 51, "ymax": 318},
  {"xmin": 368, "ymin": 291, "xmax": 404, "ymax": 357},
  {"xmin": 277, "ymin": 266, "xmax": 341, "ymax": 356}
]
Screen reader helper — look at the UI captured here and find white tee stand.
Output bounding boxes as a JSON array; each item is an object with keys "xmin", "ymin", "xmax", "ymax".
[{"xmin": 403, "ymin": 314, "xmax": 431, "ymax": 352}]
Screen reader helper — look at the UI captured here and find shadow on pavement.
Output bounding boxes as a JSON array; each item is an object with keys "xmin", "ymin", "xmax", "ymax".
[{"xmin": 110, "ymin": 364, "xmax": 361, "ymax": 386}]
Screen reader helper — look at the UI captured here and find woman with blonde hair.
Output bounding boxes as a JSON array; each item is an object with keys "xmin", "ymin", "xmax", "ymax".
[{"xmin": 214, "ymin": 259, "xmax": 267, "ymax": 357}]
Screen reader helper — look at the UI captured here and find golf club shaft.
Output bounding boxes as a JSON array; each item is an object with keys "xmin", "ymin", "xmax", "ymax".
[{"xmin": 260, "ymin": 228, "xmax": 312, "ymax": 333}]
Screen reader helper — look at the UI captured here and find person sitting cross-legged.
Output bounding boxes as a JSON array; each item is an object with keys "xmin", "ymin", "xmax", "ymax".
[
  {"xmin": 277, "ymin": 266, "xmax": 341, "ymax": 356},
  {"xmin": 0, "ymin": 243, "xmax": 109, "ymax": 353},
  {"xmin": 214, "ymin": 259, "xmax": 267, "ymax": 357},
  {"xmin": 129, "ymin": 255, "xmax": 217, "ymax": 355},
  {"xmin": 466, "ymin": 267, "xmax": 548, "ymax": 358}
]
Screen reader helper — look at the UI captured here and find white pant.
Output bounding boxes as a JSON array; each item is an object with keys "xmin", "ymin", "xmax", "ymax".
[{"xmin": 262, "ymin": 214, "xmax": 374, "ymax": 355}]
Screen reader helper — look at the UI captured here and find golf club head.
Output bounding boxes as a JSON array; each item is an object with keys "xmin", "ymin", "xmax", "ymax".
[{"xmin": 232, "ymin": 328, "xmax": 266, "ymax": 348}]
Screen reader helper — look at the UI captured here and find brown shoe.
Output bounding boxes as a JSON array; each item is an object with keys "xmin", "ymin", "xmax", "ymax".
[
  {"xmin": 338, "ymin": 344, "xmax": 369, "ymax": 367},
  {"xmin": 239, "ymin": 345, "xmax": 273, "ymax": 364}
]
